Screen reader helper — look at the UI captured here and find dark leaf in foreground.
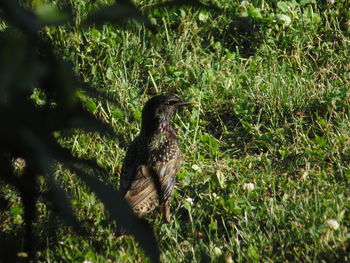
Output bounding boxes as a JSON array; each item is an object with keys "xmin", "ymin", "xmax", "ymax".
[
  {"xmin": 45, "ymin": 176, "xmax": 84, "ymax": 233},
  {"xmin": 69, "ymin": 166, "xmax": 160, "ymax": 263},
  {"xmin": 21, "ymin": 170, "xmax": 37, "ymax": 259},
  {"xmin": 0, "ymin": 195, "xmax": 9, "ymax": 211},
  {"xmin": 82, "ymin": 0, "xmax": 155, "ymax": 31},
  {"xmin": 0, "ymin": 0, "xmax": 43, "ymax": 34},
  {"xmin": 0, "ymin": 0, "xmax": 221, "ymax": 261},
  {"xmin": 148, "ymin": 0, "xmax": 220, "ymax": 12}
]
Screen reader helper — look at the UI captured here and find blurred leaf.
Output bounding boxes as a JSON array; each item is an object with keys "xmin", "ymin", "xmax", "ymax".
[
  {"xmin": 0, "ymin": 234, "xmax": 19, "ymax": 263},
  {"xmin": 0, "ymin": 195, "xmax": 9, "ymax": 211},
  {"xmin": 45, "ymin": 176, "xmax": 83, "ymax": 232},
  {"xmin": 81, "ymin": 97, "xmax": 98, "ymax": 112},
  {"xmin": 77, "ymin": 83, "xmax": 120, "ymax": 105},
  {"xmin": 82, "ymin": 0, "xmax": 155, "ymax": 31},
  {"xmin": 149, "ymin": 0, "xmax": 220, "ymax": 12},
  {"xmin": 0, "ymin": 155, "xmax": 21, "ymax": 186},
  {"xmin": 69, "ymin": 166, "xmax": 160, "ymax": 263},
  {"xmin": 0, "ymin": 0, "xmax": 167, "ymax": 261},
  {"xmin": 0, "ymin": 0, "xmax": 43, "ymax": 34},
  {"xmin": 34, "ymin": 3, "xmax": 69, "ymax": 24},
  {"xmin": 66, "ymin": 104, "xmax": 114, "ymax": 134}
]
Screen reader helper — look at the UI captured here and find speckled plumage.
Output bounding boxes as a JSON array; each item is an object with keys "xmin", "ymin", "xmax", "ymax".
[{"xmin": 120, "ymin": 95, "xmax": 195, "ymax": 223}]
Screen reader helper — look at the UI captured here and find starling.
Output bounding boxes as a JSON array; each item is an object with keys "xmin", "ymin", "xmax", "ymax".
[{"xmin": 120, "ymin": 95, "xmax": 195, "ymax": 223}]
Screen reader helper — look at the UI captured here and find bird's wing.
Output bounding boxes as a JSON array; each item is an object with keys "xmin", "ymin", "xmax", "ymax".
[
  {"xmin": 123, "ymin": 164, "xmax": 156, "ymax": 210},
  {"xmin": 124, "ymin": 154, "xmax": 180, "ymax": 213},
  {"xmin": 119, "ymin": 137, "xmax": 142, "ymax": 196},
  {"xmin": 152, "ymin": 154, "xmax": 180, "ymax": 201}
]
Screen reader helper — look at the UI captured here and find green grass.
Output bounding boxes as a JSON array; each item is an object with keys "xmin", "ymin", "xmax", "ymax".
[{"xmin": 1, "ymin": 0, "xmax": 350, "ymax": 262}]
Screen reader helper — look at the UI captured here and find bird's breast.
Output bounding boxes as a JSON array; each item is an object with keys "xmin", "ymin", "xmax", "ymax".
[{"xmin": 148, "ymin": 132, "xmax": 180, "ymax": 163}]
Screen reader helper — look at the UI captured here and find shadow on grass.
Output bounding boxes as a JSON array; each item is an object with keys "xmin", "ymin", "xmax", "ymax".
[
  {"xmin": 203, "ymin": 89, "xmax": 350, "ymax": 160},
  {"xmin": 317, "ymin": 242, "xmax": 350, "ymax": 262},
  {"xmin": 0, "ymin": 231, "xmax": 27, "ymax": 263},
  {"xmin": 207, "ymin": 16, "xmax": 264, "ymax": 58}
]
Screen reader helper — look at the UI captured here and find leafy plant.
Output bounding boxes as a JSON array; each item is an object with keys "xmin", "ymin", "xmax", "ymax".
[
  {"xmin": 2, "ymin": 0, "xmax": 349, "ymax": 262},
  {"xmin": 0, "ymin": 0, "xmax": 220, "ymax": 262},
  {"xmin": 0, "ymin": 0, "xmax": 160, "ymax": 261}
]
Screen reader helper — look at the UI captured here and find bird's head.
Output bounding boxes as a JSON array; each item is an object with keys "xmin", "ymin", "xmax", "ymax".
[{"xmin": 141, "ymin": 95, "xmax": 196, "ymax": 135}]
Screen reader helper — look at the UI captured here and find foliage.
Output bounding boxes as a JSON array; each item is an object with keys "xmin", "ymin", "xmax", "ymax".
[
  {"xmin": 0, "ymin": 0, "xmax": 160, "ymax": 262},
  {"xmin": 1, "ymin": 0, "xmax": 350, "ymax": 262}
]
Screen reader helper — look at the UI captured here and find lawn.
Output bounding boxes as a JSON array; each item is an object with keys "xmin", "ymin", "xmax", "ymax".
[{"xmin": 1, "ymin": 0, "xmax": 349, "ymax": 262}]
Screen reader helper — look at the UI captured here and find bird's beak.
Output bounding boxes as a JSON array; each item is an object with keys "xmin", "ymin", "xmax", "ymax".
[{"xmin": 175, "ymin": 100, "xmax": 197, "ymax": 107}]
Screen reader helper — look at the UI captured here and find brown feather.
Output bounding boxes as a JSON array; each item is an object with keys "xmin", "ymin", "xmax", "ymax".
[{"xmin": 119, "ymin": 95, "xmax": 194, "ymax": 223}]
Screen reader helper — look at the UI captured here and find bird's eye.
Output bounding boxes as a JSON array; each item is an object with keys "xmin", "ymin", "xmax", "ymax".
[{"xmin": 166, "ymin": 99, "xmax": 180, "ymax": 105}]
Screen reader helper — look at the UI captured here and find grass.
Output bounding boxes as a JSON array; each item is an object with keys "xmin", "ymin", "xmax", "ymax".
[{"xmin": 1, "ymin": 0, "xmax": 350, "ymax": 262}]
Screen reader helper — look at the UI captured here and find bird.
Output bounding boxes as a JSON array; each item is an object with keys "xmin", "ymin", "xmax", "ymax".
[{"xmin": 119, "ymin": 95, "xmax": 196, "ymax": 223}]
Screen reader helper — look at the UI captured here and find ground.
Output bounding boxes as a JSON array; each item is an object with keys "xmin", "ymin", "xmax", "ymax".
[{"xmin": 1, "ymin": 0, "xmax": 349, "ymax": 262}]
